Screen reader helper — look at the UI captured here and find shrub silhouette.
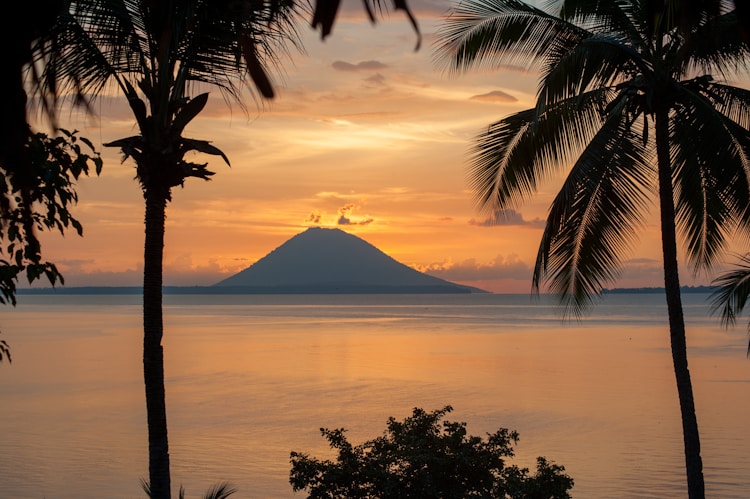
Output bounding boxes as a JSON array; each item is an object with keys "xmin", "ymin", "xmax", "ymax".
[{"xmin": 290, "ymin": 406, "xmax": 573, "ymax": 498}]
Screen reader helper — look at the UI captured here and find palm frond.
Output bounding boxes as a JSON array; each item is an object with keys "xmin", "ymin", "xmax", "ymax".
[
  {"xmin": 678, "ymin": 9, "xmax": 750, "ymax": 79},
  {"xmin": 558, "ymin": 0, "xmax": 645, "ymax": 42},
  {"xmin": 37, "ymin": 0, "xmax": 303, "ymax": 109},
  {"xmin": 468, "ymin": 87, "xmax": 609, "ymax": 213},
  {"xmin": 433, "ymin": 0, "xmax": 586, "ymax": 75},
  {"xmin": 671, "ymin": 79, "xmax": 750, "ymax": 271},
  {"xmin": 174, "ymin": 0, "xmax": 304, "ymax": 102},
  {"xmin": 32, "ymin": 7, "xmax": 122, "ymax": 104},
  {"xmin": 140, "ymin": 479, "xmax": 236, "ymax": 499},
  {"xmin": 0, "ymin": 331, "xmax": 11, "ymax": 364},
  {"xmin": 537, "ymin": 31, "xmax": 643, "ymax": 107},
  {"xmin": 533, "ymin": 98, "xmax": 653, "ymax": 315},
  {"xmin": 710, "ymin": 254, "xmax": 750, "ymax": 326},
  {"xmin": 697, "ymin": 81, "xmax": 750, "ymax": 129},
  {"xmin": 202, "ymin": 482, "xmax": 237, "ymax": 499},
  {"xmin": 710, "ymin": 254, "xmax": 750, "ymax": 355}
]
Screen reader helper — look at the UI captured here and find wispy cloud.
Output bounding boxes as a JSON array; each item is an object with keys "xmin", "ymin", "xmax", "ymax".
[
  {"xmin": 469, "ymin": 90, "xmax": 518, "ymax": 103},
  {"xmin": 333, "ymin": 60, "xmax": 389, "ymax": 71},
  {"xmin": 337, "ymin": 204, "xmax": 374, "ymax": 226},
  {"xmin": 468, "ymin": 209, "xmax": 545, "ymax": 227}
]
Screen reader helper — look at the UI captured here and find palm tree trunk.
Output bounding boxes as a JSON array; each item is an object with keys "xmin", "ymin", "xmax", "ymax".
[
  {"xmin": 143, "ymin": 188, "xmax": 171, "ymax": 499},
  {"xmin": 655, "ymin": 108, "xmax": 705, "ymax": 499}
]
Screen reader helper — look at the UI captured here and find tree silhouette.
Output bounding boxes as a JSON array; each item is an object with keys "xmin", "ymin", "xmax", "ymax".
[
  {"xmin": 39, "ymin": 1, "xmax": 302, "ymax": 497},
  {"xmin": 435, "ymin": 1, "xmax": 750, "ymax": 497},
  {"xmin": 290, "ymin": 406, "xmax": 573, "ymax": 498}
]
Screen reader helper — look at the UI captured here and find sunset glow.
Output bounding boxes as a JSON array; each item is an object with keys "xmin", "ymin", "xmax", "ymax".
[{"xmin": 29, "ymin": 2, "xmax": 724, "ymax": 293}]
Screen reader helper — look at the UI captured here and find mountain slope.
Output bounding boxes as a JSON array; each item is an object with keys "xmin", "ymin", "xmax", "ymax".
[{"xmin": 214, "ymin": 227, "xmax": 484, "ymax": 293}]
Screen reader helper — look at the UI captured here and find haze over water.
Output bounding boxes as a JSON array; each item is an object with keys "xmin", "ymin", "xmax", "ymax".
[{"xmin": 1, "ymin": 292, "xmax": 748, "ymax": 498}]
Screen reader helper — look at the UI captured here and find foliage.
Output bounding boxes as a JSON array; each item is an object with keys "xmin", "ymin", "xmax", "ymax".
[
  {"xmin": 38, "ymin": 1, "xmax": 305, "ymax": 497},
  {"xmin": 710, "ymin": 253, "xmax": 750, "ymax": 354},
  {"xmin": 289, "ymin": 406, "xmax": 573, "ymax": 499},
  {"xmin": 0, "ymin": 128, "xmax": 102, "ymax": 305},
  {"xmin": 310, "ymin": 0, "xmax": 421, "ymax": 49},
  {"xmin": 0, "ymin": 331, "xmax": 11, "ymax": 364},
  {"xmin": 434, "ymin": 0, "xmax": 750, "ymax": 314},
  {"xmin": 434, "ymin": 1, "xmax": 750, "ymax": 498},
  {"xmin": 142, "ymin": 479, "xmax": 236, "ymax": 499}
]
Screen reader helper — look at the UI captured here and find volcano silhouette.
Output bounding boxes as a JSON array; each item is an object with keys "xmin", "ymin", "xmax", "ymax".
[{"xmin": 214, "ymin": 227, "xmax": 485, "ymax": 293}]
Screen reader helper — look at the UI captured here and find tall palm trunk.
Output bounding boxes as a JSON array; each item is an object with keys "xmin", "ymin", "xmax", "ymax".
[
  {"xmin": 143, "ymin": 187, "xmax": 171, "ymax": 499},
  {"xmin": 655, "ymin": 107, "xmax": 705, "ymax": 499}
]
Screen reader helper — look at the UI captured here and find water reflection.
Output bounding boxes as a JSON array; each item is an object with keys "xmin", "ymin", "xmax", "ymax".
[{"xmin": 1, "ymin": 293, "xmax": 748, "ymax": 498}]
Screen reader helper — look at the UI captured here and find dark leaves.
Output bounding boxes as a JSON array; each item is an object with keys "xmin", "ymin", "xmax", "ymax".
[
  {"xmin": 172, "ymin": 93, "xmax": 210, "ymax": 136},
  {"xmin": 240, "ymin": 34, "xmax": 275, "ymax": 99},
  {"xmin": 0, "ymin": 129, "xmax": 100, "ymax": 305},
  {"xmin": 290, "ymin": 406, "xmax": 573, "ymax": 498},
  {"xmin": 311, "ymin": 0, "xmax": 420, "ymax": 49}
]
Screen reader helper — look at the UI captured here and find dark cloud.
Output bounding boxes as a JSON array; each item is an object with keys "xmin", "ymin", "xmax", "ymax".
[
  {"xmin": 338, "ymin": 215, "xmax": 374, "ymax": 226},
  {"xmin": 365, "ymin": 73, "xmax": 387, "ymax": 86},
  {"xmin": 469, "ymin": 209, "xmax": 545, "ymax": 227},
  {"xmin": 337, "ymin": 204, "xmax": 374, "ymax": 226},
  {"xmin": 469, "ymin": 90, "xmax": 518, "ymax": 103},
  {"xmin": 306, "ymin": 211, "xmax": 322, "ymax": 224},
  {"xmin": 332, "ymin": 60, "xmax": 388, "ymax": 72}
]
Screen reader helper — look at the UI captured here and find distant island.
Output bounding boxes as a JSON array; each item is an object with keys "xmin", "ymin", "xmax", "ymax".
[
  {"xmin": 212, "ymin": 227, "xmax": 487, "ymax": 293},
  {"xmin": 603, "ymin": 285, "xmax": 716, "ymax": 294},
  {"xmin": 19, "ymin": 227, "xmax": 488, "ymax": 295},
  {"xmin": 16, "ymin": 227, "xmax": 718, "ymax": 296}
]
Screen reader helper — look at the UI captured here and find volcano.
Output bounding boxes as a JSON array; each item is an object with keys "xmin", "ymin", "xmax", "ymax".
[{"xmin": 214, "ymin": 227, "xmax": 485, "ymax": 294}]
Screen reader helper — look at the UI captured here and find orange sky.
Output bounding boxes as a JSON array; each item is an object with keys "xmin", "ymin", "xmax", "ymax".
[{"xmin": 30, "ymin": 1, "xmax": 728, "ymax": 293}]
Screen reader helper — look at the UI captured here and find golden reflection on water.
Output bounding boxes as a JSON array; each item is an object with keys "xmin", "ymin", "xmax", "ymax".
[{"xmin": 1, "ymin": 294, "xmax": 749, "ymax": 498}]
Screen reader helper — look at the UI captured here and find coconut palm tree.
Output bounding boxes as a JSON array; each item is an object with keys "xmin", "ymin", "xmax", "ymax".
[
  {"xmin": 434, "ymin": 1, "xmax": 750, "ymax": 497},
  {"xmin": 39, "ymin": 1, "xmax": 303, "ymax": 497}
]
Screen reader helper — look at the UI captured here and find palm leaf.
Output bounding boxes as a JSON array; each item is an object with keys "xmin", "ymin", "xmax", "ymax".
[
  {"xmin": 202, "ymin": 482, "xmax": 237, "ymax": 499},
  {"xmin": 533, "ymin": 97, "xmax": 653, "ymax": 315},
  {"xmin": 710, "ymin": 254, "xmax": 750, "ymax": 355},
  {"xmin": 671, "ymin": 79, "xmax": 750, "ymax": 271},
  {"xmin": 559, "ymin": 0, "xmax": 645, "ymax": 40},
  {"xmin": 433, "ymin": 0, "xmax": 586, "ymax": 75},
  {"xmin": 678, "ymin": 9, "xmax": 750, "ymax": 79},
  {"xmin": 468, "ymin": 87, "xmax": 610, "ymax": 213},
  {"xmin": 140, "ymin": 479, "xmax": 236, "ymax": 498},
  {"xmin": 172, "ymin": 93, "xmax": 209, "ymax": 136},
  {"xmin": 180, "ymin": 138, "xmax": 230, "ymax": 166},
  {"xmin": 537, "ymin": 31, "xmax": 643, "ymax": 108}
]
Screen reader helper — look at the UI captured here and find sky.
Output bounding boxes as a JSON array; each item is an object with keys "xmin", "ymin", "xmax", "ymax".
[{"xmin": 29, "ymin": 0, "xmax": 731, "ymax": 293}]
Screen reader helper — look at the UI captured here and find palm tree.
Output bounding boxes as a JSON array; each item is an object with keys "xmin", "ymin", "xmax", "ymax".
[
  {"xmin": 434, "ymin": 1, "xmax": 750, "ymax": 497},
  {"xmin": 40, "ymin": 1, "xmax": 302, "ymax": 497}
]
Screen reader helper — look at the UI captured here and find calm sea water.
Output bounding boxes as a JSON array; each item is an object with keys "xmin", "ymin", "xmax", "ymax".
[{"xmin": 1, "ymin": 292, "xmax": 748, "ymax": 498}]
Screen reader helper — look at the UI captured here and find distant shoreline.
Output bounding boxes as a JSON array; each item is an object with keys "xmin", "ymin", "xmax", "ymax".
[
  {"xmin": 602, "ymin": 285, "xmax": 715, "ymax": 294},
  {"xmin": 15, "ymin": 285, "xmax": 714, "ymax": 295},
  {"xmin": 16, "ymin": 284, "xmax": 486, "ymax": 295}
]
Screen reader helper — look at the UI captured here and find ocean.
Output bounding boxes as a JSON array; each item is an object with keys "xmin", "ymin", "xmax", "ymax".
[{"xmin": 1, "ymin": 292, "xmax": 748, "ymax": 498}]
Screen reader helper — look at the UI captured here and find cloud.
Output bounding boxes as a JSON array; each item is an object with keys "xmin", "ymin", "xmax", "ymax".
[
  {"xmin": 332, "ymin": 60, "xmax": 389, "ymax": 72},
  {"xmin": 468, "ymin": 209, "xmax": 545, "ymax": 227},
  {"xmin": 365, "ymin": 73, "xmax": 387, "ymax": 86},
  {"xmin": 421, "ymin": 254, "xmax": 533, "ymax": 281},
  {"xmin": 337, "ymin": 203, "xmax": 374, "ymax": 226},
  {"xmin": 338, "ymin": 215, "xmax": 374, "ymax": 225},
  {"xmin": 306, "ymin": 211, "xmax": 322, "ymax": 224},
  {"xmin": 469, "ymin": 90, "xmax": 518, "ymax": 103}
]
